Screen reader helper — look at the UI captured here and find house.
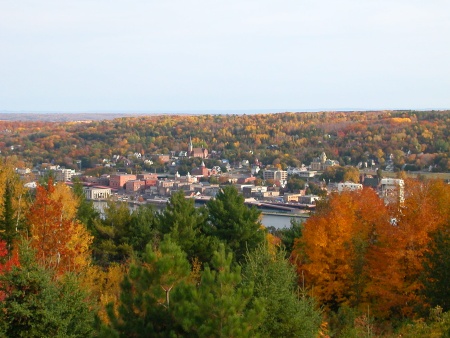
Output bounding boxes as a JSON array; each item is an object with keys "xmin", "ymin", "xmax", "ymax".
[
  {"xmin": 153, "ymin": 154, "xmax": 170, "ymax": 163},
  {"xmin": 251, "ymin": 165, "xmax": 260, "ymax": 175},
  {"xmin": 237, "ymin": 176, "xmax": 257, "ymax": 184},
  {"xmin": 361, "ymin": 175, "xmax": 379, "ymax": 188},
  {"xmin": 283, "ymin": 192, "xmax": 305, "ymax": 202}
]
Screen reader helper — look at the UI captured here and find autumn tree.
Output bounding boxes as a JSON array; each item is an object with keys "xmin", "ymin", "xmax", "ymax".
[
  {"xmin": 368, "ymin": 179, "xmax": 450, "ymax": 317},
  {"xmin": 0, "ymin": 161, "xmax": 28, "ymax": 254},
  {"xmin": 81, "ymin": 263, "xmax": 128, "ymax": 324},
  {"xmin": 27, "ymin": 179, "xmax": 92, "ymax": 274},
  {"xmin": 0, "ymin": 240, "xmax": 19, "ymax": 301},
  {"xmin": 292, "ymin": 188, "xmax": 390, "ymax": 311},
  {"xmin": 295, "ymin": 178, "xmax": 450, "ymax": 318}
]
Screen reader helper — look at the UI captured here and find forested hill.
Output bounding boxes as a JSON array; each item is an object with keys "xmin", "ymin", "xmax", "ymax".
[{"xmin": 1, "ymin": 110, "xmax": 449, "ymax": 171}]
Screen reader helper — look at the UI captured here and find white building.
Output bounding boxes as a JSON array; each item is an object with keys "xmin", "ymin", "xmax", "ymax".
[
  {"xmin": 380, "ymin": 178, "xmax": 404, "ymax": 203},
  {"xmin": 310, "ymin": 152, "xmax": 339, "ymax": 171},
  {"xmin": 84, "ymin": 187, "xmax": 111, "ymax": 200},
  {"xmin": 337, "ymin": 182, "xmax": 363, "ymax": 192}
]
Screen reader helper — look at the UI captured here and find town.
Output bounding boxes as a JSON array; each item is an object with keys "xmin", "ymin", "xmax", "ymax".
[{"xmin": 17, "ymin": 137, "xmax": 406, "ymax": 216}]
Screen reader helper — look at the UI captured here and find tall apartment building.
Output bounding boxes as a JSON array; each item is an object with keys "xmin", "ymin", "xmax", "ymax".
[
  {"xmin": 55, "ymin": 168, "xmax": 77, "ymax": 182},
  {"xmin": 263, "ymin": 168, "xmax": 287, "ymax": 182}
]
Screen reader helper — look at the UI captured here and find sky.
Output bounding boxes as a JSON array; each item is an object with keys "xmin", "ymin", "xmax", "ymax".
[{"xmin": 1, "ymin": 0, "xmax": 449, "ymax": 112}]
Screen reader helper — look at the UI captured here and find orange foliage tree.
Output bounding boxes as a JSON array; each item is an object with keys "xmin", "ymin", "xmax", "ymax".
[
  {"xmin": 292, "ymin": 188, "xmax": 389, "ymax": 312},
  {"xmin": 367, "ymin": 179, "xmax": 450, "ymax": 317},
  {"xmin": 27, "ymin": 179, "xmax": 92, "ymax": 274},
  {"xmin": 293, "ymin": 179, "xmax": 450, "ymax": 318}
]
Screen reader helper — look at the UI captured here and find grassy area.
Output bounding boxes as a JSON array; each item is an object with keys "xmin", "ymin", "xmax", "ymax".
[{"xmin": 361, "ymin": 169, "xmax": 450, "ymax": 181}]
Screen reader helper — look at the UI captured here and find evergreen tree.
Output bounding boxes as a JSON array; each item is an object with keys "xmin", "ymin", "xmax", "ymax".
[
  {"xmin": 100, "ymin": 238, "xmax": 191, "ymax": 337},
  {"xmin": 206, "ymin": 186, "xmax": 265, "ymax": 263},
  {"xmin": 92, "ymin": 201, "xmax": 133, "ymax": 267},
  {"xmin": 0, "ymin": 241, "xmax": 95, "ymax": 337},
  {"xmin": 157, "ymin": 191, "xmax": 217, "ymax": 264},
  {"xmin": 0, "ymin": 182, "xmax": 17, "ymax": 254},
  {"xmin": 243, "ymin": 244, "xmax": 322, "ymax": 337},
  {"xmin": 422, "ymin": 222, "xmax": 450, "ymax": 311},
  {"xmin": 72, "ymin": 179, "xmax": 100, "ymax": 233},
  {"xmin": 268, "ymin": 218, "xmax": 303, "ymax": 257},
  {"xmin": 129, "ymin": 204, "xmax": 159, "ymax": 255},
  {"xmin": 174, "ymin": 244, "xmax": 264, "ymax": 337}
]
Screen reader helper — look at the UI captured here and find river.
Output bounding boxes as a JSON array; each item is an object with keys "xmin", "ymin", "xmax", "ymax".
[{"xmin": 93, "ymin": 201, "xmax": 305, "ymax": 229}]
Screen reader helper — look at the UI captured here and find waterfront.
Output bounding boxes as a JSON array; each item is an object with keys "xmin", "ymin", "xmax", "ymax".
[
  {"xmin": 260, "ymin": 213, "xmax": 305, "ymax": 229},
  {"xmin": 93, "ymin": 201, "xmax": 305, "ymax": 230}
]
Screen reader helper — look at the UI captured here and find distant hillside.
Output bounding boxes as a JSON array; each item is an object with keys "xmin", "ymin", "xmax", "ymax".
[
  {"xmin": 1, "ymin": 110, "xmax": 449, "ymax": 173},
  {"xmin": 0, "ymin": 112, "xmax": 159, "ymax": 122}
]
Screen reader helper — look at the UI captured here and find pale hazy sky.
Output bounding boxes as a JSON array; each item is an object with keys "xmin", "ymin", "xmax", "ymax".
[{"xmin": 1, "ymin": 0, "xmax": 449, "ymax": 112}]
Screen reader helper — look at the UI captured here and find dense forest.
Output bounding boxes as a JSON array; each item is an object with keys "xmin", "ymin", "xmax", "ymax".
[
  {"xmin": 1, "ymin": 111, "xmax": 450, "ymax": 336},
  {"xmin": 1, "ymin": 156, "xmax": 450, "ymax": 336},
  {"xmin": 1, "ymin": 110, "xmax": 450, "ymax": 172}
]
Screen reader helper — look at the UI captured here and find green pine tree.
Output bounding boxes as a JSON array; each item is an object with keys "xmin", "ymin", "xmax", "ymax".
[
  {"xmin": 128, "ymin": 204, "xmax": 159, "ymax": 255},
  {"xmin": 0, "ymin": 181, "xmax": 17, "ymax": 254},
  {"xmin": 92, "ymin": 201, "xmax": 134, "ymax": 266},
  {"xmin": 242, "ymin": 244, "xmax": 322, "ymax": 338},
  {"xmin": 422, "ymin": 222, "xmax": 450, "ymax": 311},
  {"xmin": 174, "ymin": 244, "xmax": 264, "ymax": 337},
  {"xmin": 0, "ymin": 241, "xmax": 95, "ymax": 338},
  {"xmin": 206, "ymin": 186, "xmax": 266, "ymax": 263},
  {"xmin": 72, "ymin": 179, "xmax": 100, "ymax": 233},
  {"xmin": 100, "ymin": 237, "xmax": 191, "ymax": 337},
  {"xmin": 157, "ymin": 191, "xmax": 217, "ymax": 264}
]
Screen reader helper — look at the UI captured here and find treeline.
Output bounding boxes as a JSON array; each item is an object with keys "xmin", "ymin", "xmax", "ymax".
[
  {"xmin": 1, "ymin": 158, "xmax": 450, "ymax": 336},
  {"xmin": 292, "ymin": 178, "xmax": 450, "ymax": 336},
  {"xmin": 0, "ymin": 159, "xmax": 320, "ymax": 337},
  {"xmin": 1, "ymin": 110, "xmax": 450, "ymax": 172}
]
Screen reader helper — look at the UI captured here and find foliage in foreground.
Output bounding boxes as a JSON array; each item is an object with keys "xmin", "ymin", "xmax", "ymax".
[{"xmin": 0, "ymin": 241, "xmax": 95, "ymax": 338}]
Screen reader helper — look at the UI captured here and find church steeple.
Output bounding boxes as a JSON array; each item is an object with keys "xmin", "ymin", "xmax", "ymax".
[{"xmin": 188, "ymin": 136, "xmax": 193, "ymax": 154}]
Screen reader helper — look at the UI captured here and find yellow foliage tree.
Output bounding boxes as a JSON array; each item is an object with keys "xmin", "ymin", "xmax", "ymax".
[
  {"xmin": 27, "ymin": 179, "xmax": 92, "ymax": 274},
  {"xmin": 81, "ymin": 263, "xmax": 128, "ymax": 323}
]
